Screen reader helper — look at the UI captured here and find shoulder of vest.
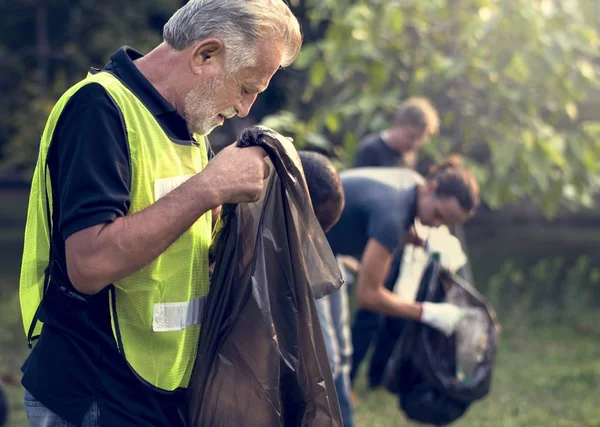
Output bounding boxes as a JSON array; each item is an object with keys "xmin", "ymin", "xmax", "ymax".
[
  {"xmin": 84, "ymin": 72, "xmax": 130, "ymax": 95},
  {"xmin": 59, "ymin": 72, "xmax": 126, "ymax": 102}
]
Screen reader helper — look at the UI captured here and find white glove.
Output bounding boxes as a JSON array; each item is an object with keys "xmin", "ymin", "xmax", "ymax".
[{"xmin": 420, "ymin": 302, "xmax": 463, "ymax": 337}]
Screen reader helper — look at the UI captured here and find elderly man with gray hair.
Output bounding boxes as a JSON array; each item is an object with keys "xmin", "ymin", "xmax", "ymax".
[{"xmin": 18, "ymin": 1, "xmax": 302, "ymax": 426}]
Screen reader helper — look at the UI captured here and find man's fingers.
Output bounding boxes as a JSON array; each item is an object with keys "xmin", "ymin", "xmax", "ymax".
[
  {"xmin": 242, "ymin": 146, "xmax": 270, "ymax": 179},
  {"xmin": 245, "ymin": 146, "xmax": 268, "ymax": 158}
]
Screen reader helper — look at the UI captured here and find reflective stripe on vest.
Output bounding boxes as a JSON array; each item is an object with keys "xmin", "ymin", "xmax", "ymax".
[{"xmin": 152, "ymin": 294, "xmax": 208, "ymax": 332}]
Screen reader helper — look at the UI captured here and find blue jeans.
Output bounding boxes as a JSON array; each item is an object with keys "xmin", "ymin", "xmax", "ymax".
[
  {"xmin": 317, "ymin": 280, "xmax": 354, "ymax": 427},
  {"xmin": 24, "ymin": 389, "xmax": 100, "ymax": 427},
  {"xmin": 333, "ymin": 371, "xmax": 354, "ymax": 427}
]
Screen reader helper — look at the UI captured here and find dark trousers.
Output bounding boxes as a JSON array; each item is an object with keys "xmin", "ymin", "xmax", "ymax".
[{"xmin": 349, "ymin": 251, "xmax": 402, "ymax": 387}]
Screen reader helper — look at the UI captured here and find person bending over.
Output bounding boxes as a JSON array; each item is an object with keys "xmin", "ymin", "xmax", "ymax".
[
  {"xmin": 323, "ymin": 156, "xmax": 480, "ymax": 424},
  {"xmin": 299, "ymin": 150, "xmax": 355, "ymax": 426}
]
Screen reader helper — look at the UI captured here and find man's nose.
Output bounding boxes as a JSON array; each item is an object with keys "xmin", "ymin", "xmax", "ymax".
[{"xmin": 235, "ymin": 94, "xmax": 258, "ymax": 118}]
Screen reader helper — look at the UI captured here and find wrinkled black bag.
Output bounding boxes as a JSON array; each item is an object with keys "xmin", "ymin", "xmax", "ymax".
[
  {"xmin": 367, "ymin": 254, "xmax": 472, "ymax": 390},
  {"xmin": 383, "ymin": 258, "xmax": 501, "ymax": 425},
  {"xmin": 187, "ymin": 126, "xmax": 344, "ymax": 427}
]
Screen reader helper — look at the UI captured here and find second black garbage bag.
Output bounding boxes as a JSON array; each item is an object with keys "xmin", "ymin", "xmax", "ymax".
[
  {"xmin": 187, "ymin": 126, "xmax": 344, "ymax": 427},
  {"xmin": 383, "ymin": 256, "xmax": 501, "ymax": 425}
]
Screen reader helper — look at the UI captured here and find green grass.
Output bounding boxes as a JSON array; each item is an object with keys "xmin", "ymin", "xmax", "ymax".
[
  {"xmin": 3, "ymin": 384, "xmax": 28, "ymax": 427},
  {"xmin": 353, "ymin": 323, "xmax": 600, "ymax": 426},
  {"xmin": 464, "ymin": 223, "xmax": 600, "ymax": 293},
  {"xmin": 0, "ymin": 188, "xmax": 27, "ymax": 295},
  {"xmin": 0, "ymin": 188, "xmax": 29, "ymax": 427},
  {"xmin": 4, "ymin": 321, "xmax": 598, "ymax": 426},
  {"xmin": 0, "ymin": 293, "xmax": 28, "ymax": 427}
]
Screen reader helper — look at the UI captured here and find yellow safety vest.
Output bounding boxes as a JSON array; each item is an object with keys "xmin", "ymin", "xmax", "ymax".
[{"xmin": 20, "ymin": 71, "xmax": 211, "ymax": 391}]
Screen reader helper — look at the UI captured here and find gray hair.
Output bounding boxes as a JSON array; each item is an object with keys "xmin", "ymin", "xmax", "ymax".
[{"xmin": 163, "ymin": 0, "xmax": 302, "ymax": 72}]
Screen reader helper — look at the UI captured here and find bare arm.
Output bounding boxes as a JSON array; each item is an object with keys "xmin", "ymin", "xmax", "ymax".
[
  {"xmin": 355, "ymin": 238, "xmax": 422, "ymax": 320},
  {"xmin": 66, "ymin": 172, "xmax": 216, "ymax": 293},
  {"xmin": 66, "ymin": 144, "xmax": 267, "ymax": 295}
]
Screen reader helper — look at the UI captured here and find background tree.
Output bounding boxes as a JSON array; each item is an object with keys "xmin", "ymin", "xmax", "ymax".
[
  {"xmin": 262, "ymin": 0, "xmax": 600, "ymax": 216},
  {"xmin": 1, "ymin": 0, "xmax": 599, "ymax": 217},
  {"xmin": 0, "ymin": 0, "xmax": 173, "ymax": 172}
]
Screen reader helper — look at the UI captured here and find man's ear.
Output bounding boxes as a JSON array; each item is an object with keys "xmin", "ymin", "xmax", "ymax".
[{"xmin": 190, "ymin": 39, "xmax": 225, "ymax": 74}]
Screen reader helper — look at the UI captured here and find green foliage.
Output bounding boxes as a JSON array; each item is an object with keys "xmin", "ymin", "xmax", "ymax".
[
  {"xmin": 262, "ymin": 0, "xmax": 600, "ymax": 216},
  {"xmin": 2, "ymin": 0, "xmax": 600, "ymax": 216},
  {"xmin": 0, "ymin": 0, "xmax": 173, "ymax": 175},
  {"xmin": 1, "ymin": 87, "xmax": 66, "ymax": 175},
  {"xmin": 353, "ymin": 323, "xmax": 600, "ymax": 426},
  {"xmin": 486, "ymin": 255, "xmax": 600, "ymax": 332}
]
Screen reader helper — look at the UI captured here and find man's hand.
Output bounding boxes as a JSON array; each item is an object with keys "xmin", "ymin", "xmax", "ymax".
[
  {"xmin": 203, "ymin": 144, "xmax": 270, "ymax": 206},
  {"xmin": 419, "ymin": 302, "xmax": 463, "ymax": 336},
  {"xmin": 65, "ymin": 143, "xmax": 270, "ymax": 295}
]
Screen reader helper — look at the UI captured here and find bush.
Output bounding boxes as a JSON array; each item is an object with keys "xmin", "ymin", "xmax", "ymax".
[{"xmin": 486, "ymin": 255, "xmax": 600, "ymax": 331}]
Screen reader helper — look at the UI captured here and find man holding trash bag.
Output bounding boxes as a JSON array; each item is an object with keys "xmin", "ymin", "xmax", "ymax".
[{"xmin": 18, "ymin": 1, "xmax": 302, "ymax": 426}]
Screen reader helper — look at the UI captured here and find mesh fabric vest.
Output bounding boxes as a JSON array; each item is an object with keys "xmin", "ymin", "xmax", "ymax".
[{"xmin": 20, "ymin": 71, "xmax": 211, "ymax": 391}]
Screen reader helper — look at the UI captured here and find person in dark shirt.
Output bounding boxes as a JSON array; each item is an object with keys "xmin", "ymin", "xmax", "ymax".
[
  {"xmin": 19, "ymin": 2, "xmax": 302, "ymax": 426},
  {"xmin": 350, "ymin": 97, "xmax": 439, "ymax": 392},
  {"xmin": 353, "ymin": 97, "xmax": 439, "ymax": 169},
  {"xmin": 299, "ymin": 151, "xmax": 345, "ymax": 233},
  {"xmin": 322, "ymin": 157, "xmax": 480, "ymax": 423},
  {"xmin": 298, "ymin": 150, "xmax": 355, "ymax": 425}
]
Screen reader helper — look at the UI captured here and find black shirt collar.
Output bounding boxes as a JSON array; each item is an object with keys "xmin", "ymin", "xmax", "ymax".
[
  {"xmin": 100, "ymin": 46, "xmax": 177, "ymax": 117},
  {"xmin": 95, "ymin": 46, "xmax": 199, "ymax": 145},
  {"xmin": 377, "ymin": 134, "xmax": 401, "ymax": 159}
]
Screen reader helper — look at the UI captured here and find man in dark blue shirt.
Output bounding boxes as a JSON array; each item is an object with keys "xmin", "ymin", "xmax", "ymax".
[{"xmin": 353, "ymin": 97, "xmax": 439, "ymax": 169}]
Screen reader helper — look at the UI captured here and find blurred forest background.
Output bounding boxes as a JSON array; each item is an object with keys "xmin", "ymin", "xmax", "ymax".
[{"xmin": 1, "ymin": 0, "xmax": 600, "ymax": 425}]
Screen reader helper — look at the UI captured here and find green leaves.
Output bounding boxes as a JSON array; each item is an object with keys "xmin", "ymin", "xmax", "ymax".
[
  {"xmin": 0, "ymin": 0, "xmax": 169, "ymax": 174},
  {"xmin": 309, "ymin": 60, "xmax": 327, "ymax": 88},
  {"xmin": 1, "ymin": 0, "xmax": 599, "ymax": 218},
  {"xmin": 294, "ymin": 44, "xmax": 319, "ymax": 70},
  {"xmin": 284, "ymin": 0, "xmax": 600, "ymax": 217}
]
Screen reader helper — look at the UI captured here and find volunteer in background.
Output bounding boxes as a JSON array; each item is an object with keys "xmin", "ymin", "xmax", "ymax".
[
  {"xmin": 323, "ymin": 156, "xmax": 480, "ymax": 425},
  {"xmin": 349, "ymin": 97, "xmax": 442, "ymax": 390},
  {"xmin": 299, "ymin": 151, "xmax": 354, "ymax": 425},
  {"xmin": 353, "ymin": 97, "xmax": 439, "ymax": 169}
]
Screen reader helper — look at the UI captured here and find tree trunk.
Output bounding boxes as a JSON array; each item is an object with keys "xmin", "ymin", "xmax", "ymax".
[{"xmin": 36, "ymin": 0, "xmax": 50, "ymax": 95}]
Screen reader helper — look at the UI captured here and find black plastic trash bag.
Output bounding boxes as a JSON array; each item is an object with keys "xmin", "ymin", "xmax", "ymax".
[
  {"xmin": 187, "ymin": 126, "xmax": 344, "ymax": 427},
  {"xmin": 367, "ymin": 250, "xmax": 473, "ymax": 390},
  {"xmin": 383, "ymin": 257, "xmax": 501, "ymax": 425}
]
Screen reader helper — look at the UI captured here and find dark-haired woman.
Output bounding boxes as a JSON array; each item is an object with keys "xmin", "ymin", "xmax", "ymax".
[{"xmin": 320, "ymin": 157, "xmax": 480, "ymax": 426}]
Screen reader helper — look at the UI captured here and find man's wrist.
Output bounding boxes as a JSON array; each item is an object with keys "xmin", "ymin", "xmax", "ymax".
[{"xmin": 194, "ymin": 169, "xmax": 222, "ymax": 210}]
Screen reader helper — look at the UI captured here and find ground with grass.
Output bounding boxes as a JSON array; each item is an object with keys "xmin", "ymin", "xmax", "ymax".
[
  {"xmin": 1, "ymin": 188, "xmax": 599, "ymax": 426},
  {"xmin": 352, "ymin": 324, "xmax": 600, "ymax": 427}
]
